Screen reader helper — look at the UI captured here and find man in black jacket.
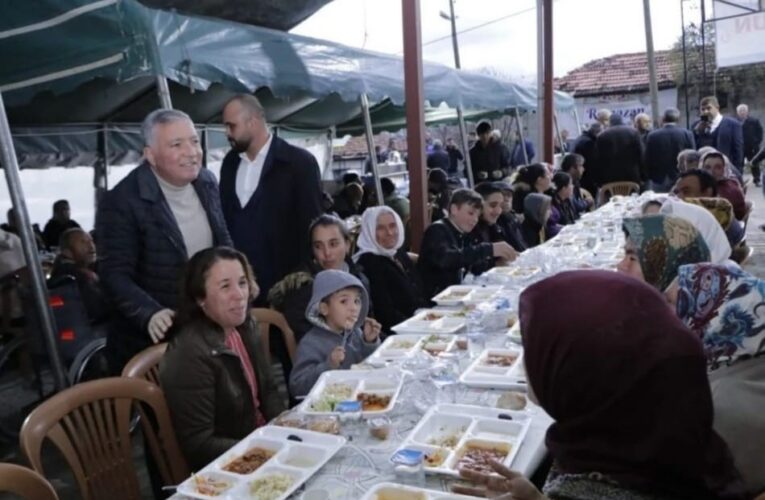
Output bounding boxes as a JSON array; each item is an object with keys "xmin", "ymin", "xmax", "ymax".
[
  {"xmin": 592, "ymin": 114, "xmax": 645, "ymax": 190},
  {"xmin": 573, "ymin": 122, "xmax": 602, "ymax": 196},
  {"xmin": 96, "ymin": 109, "xmax": 232, "ymax": 373},
  {"xmin": 418, "ymin": 189, "xmax": 516, "ymax": 299},
  {"xmin": 737, "ymin": 104, "xmax": 764, "ymax": 186},
  {"xmin": 645, "ymin": 108, "xmax": 696, "ymax": 193},
  {"xmin": 220, "ymin": 94, "xmax": 323, "ymax": 303}
]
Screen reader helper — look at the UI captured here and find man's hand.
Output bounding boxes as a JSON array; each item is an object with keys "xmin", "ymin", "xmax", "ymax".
[
  {"xmin": 148, "ymin": 308, "xmax": 175, "ymax": 343},
  {"xmin": 492, "ymin": 241, "xmax": 517, "ymax": 262},
  {"xmin": 329, "ymin": 346, "xmax": 346, "ymax": 368},
  {"xmin": 451, "ymin": 460, "xmax": 547, "ymax": 500},
  {"xmin": 363, "ymin": 318, "xmax": 382, "ymax": 342}
]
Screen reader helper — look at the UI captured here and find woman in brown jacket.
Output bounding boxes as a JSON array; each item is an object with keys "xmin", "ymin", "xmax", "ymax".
[{"xmin": 160, "ymin": 247, "xmax": 284, "ymax": 470}]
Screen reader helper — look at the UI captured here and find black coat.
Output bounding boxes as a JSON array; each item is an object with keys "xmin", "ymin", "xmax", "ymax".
[
  {"xmin": 573, "ymin": 131, "xmax": 599, "ymax": 195},
  {"xmin": 496, "ymin": 213, "xmax": 528, "ymax": 252},
  {"xmin": 469, "ymin": 140, "xmax": 509, "ymax": 182},
  {"xmin": 356, "ymin": 250, "xmax": 425, "ymax": 333},
  {"xmin": 418, "ymin": 219, "xmax": 493, "ymax": 299},
  {"xmin": 427, "ymin": 149, "xmax": 450, "ymax": 171},
  {"xmin": 220, "ymin": 136, "xmax": 323, "ymax": 302},
  {"xmin": 593, "ymin": 125, "xmax": 645, "ymax": 187},
  {"xmin": 742, "ymin": 116, "xmax": 764, "ymax": 160},
  {"xmin": 693, "ymin": 116, "xmax": 744, "ymax": 168},
  {"xmin": 644, "ymin": 124, "xmax": 696, "ymax": 183},
  {"xmin": 96, "ymin": 163, "xmax": 232, "ymax": 371}
]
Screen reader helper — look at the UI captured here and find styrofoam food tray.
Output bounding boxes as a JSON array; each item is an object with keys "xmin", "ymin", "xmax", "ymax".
[
  {"xmin": 391, "ymin": 309, "xmax": 468, "ymax": 334},
  {"xmin": 507, "ymin": 320, "xmax": 522, "ymax": 344},
  {"xmin": 459, "ymin": 347, "xmax": 526, "ymax": 390},
  {"xmin": 297, "ymin": 368, "xmax": 404, "ymax": 417},
  {"xmin": 360, "ymin": 482, "xmax": 475, "ymax": 499},
  {"xmin": 392, "ymin": 404, "xmax": 531, "ymax": 479},
  {"xmin": 176, "ymin": 426, "xmax": 346, "ymax": 500},
  {"xmin": 367, "ymin": 333, "xmax": 459, "ymax": 364},
  {"xmin": 432, "ymin": 285, "xmax": 502, "ymax": 307},
  {"xmin": 483, "ymin": 265, "xmax": 541, "ymax": 281}
]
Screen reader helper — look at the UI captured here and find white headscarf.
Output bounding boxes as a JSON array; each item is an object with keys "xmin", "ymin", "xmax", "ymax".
[
  {"xmin": 352, "ymin": 206, "xmax": 405, "ymax": 262},
  {"xmin": 660, "ymin": 197, "xmax": 732, "ymax": 265}
]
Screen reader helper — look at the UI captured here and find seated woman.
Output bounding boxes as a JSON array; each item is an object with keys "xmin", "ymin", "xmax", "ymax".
[
  {"xmin": 642, "ymin": 197, "xmax": 732, "ymax": 264},
  {"xmin": 521, "ymin": 193, "xmax": 555, "ymax": 247},
  {"xmin": 511, "ymin": 163, "xmax": 551, "ymax": 214},
  {"xmin": 701, "ymin": 152, "xmax": 747, "ymax": 221},
  {"xmin": 455, "ymin": 270, "xmax": 745, "ymax": 500},
  {"xmin": 617, "ymin": 214, "xmax": 710, "ymax": 292},
  {"xmin": 268, "ymin": 214, "xmax": 372, "ymax": 343},
  {"xmin": 160, "ymin": 247, "xmax": 285, "ymax": 471},
  {"xmin": 550, "ymin": 172, "xmax": 578, "ymax": 226},
  {"xmin": 470, "ymin": 182, "xmax": 521, "ymax": 273},
  {"xmin": 674, "ymin": 263, "xmax": 765, "ymax": 495},
  {"xmin": 353, "ymin": 207, "xmax": 425, "ymax": 334}
]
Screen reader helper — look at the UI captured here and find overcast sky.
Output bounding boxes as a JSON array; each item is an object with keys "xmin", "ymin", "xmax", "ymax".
[{"xmin": 292, "ymin": 0, "xmax": 705, "ymax": 79}]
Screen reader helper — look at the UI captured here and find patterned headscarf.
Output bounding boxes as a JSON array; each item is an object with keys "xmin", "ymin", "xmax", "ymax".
[
  {"xmin": 677, "ymin": 263, "xmax": 765, "ymax": 371},
  {"xmin": 684, "ymin": 197, "xmax": 734, "ymax": 231},
  {"xmin": 622, "ymin": 214, "xmax": 711, "ymax": 291}
]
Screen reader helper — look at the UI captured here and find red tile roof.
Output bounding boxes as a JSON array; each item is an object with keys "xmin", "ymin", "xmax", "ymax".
[
  {"xmin": 555, "ymin": 50, "xmax": 678, "ymax": 97},
  {"xmin": 333, "ymin": 134, "xmax": 407, "ymax": 158}
]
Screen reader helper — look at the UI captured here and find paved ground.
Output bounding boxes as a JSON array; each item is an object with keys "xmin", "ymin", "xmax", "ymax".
[{"xmin": 740, "ymin": 175, "xmax": 765, "ymax": 278}]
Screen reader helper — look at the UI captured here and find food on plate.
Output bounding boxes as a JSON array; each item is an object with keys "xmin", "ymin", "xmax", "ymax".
[
  {"xmin": 423, "ymin": 346, "xmax": 446, "ymax": 356},
  {"xmin": 439, "ymin": 290, "xmax": 470, "ymax": 300},
  {"xmin": 496, "ymin": 391, "xmax": 528, "ymax": 411},
  {"xmin": 389, "ymin": 339, "xmax": 417, "ymax": 350},
  {"xmin": 310, "ymin": 383, "xmax": 355, "ymax": 412},
  {"xmin": 191, "ymin": 474, "xmax": 233, "ymax": 496},
  {"xmin": 423, "ymin": 448, "xmax": 449, "ymax": 467},
  {"xmin": 306, "ymin": 417, "xmax": 341, "ymax": 435},
  {"xmin": 248, "ymin": 474, "xmax": 294, "ymax": 500},
  {"xmin": 455, "ymin": 338, "xmax": 468, "ymax": 350},
  {"xmin": 506, "ymin": 316, "xmax": 517, "ymax": 328},
  {"xmin": 222, "ymin": 447, "xmax": 276, "ymax": 474},
  {"xmin": 375, "ymin": 491, "xmax": 427, "ymax": 500},
  {"xmin": 427, "ymin": 426, "xmax": 466, "ymax": 449},
  {"xmin": 357, "ymin": 392, "xmax": 392, "ymax": 411},
  {"xmin": 423, "ymin": 312, "xmax": 445, "ymax": 321},
  {"xmin": 483, "ymin": 353, "xmax": 519, "ymax": 367},
  {"xmin": 423, "ymin": 334, "xmax": 450, "ymax": 344},
  {"xmin": 456, "ymin": 444, "xmax": 510, "ymax": 474}
]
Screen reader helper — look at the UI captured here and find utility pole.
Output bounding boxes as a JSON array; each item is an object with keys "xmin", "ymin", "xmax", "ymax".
[
  {"xmin": 643, "ymin": 0, "xmax": 661, "ymax": 128},
  {"xmin": 680, "ymin": 0, "xmax": 690, "ymax": 127}
]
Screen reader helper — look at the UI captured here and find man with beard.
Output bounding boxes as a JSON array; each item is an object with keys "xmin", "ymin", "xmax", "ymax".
[{"xmin": 220, "ymin": 94, "xmax": 322, "ymax": 303}]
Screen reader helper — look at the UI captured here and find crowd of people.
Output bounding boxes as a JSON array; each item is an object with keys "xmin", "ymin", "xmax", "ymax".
[{"xmin": 1, "ymin": 93, "xmax": 764, "ymax": 499}]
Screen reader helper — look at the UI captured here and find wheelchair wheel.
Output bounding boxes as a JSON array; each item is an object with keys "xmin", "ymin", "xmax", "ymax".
[{"xmin": 67, "ymin": 338, "xmax": 108, "ymax": 385}]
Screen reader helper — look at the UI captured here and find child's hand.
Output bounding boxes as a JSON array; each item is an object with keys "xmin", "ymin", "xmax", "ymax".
[
  {"xmin": 329, "ymin": 346, "xmax": 346, "ymax": 368},
  {"xmin": 363, "ymin": 318, "xmax": 382, "ymax": 342}
]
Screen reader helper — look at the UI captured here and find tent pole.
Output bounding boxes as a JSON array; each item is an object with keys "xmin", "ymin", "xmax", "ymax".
[
  {"xmin": 0, "ymin": 93, "xmax": 68, "ymax": 390},
  {"xmin": 360, "ymin": 94, "xmax": 384, "ymax": 207},
  {"xmin": 94, "ymin": 124, "xmax": 109, "ymax": 210},
  {"xmin": 402, "ymin": 0, "xmax": 428, "ymax": 252},
  {"xmin": 325, "ymin": 127, "xmax": 335, "ymax": 180},
  {"xmin": 516, "ymin": 108, "xmax": 529, "ymax": 165},
  {"xmin": 445, "ymin": 0, "xmax": 473, "ymax": 187},
  {"xmin": 201, "ymin": 126, "xmax": 209, "ymax": 169},
  {"xmin": 156, "ymin": 76, "xmax": 173, "ymax": 109},
  {"xmin": 553, "ymin": 112, "xmax": 564, "ymax": 157},
  {"xmin": 456, "ymin": 108, "xmax": 474, "ymax": 187},
  {"xmin": 573, "ymin": 107, "xmax": 582, "ymax": 137}
]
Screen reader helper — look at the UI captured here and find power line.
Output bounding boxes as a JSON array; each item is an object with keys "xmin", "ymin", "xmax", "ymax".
[{"xmin": 421, "ymin": 5, "xmax": 537, "ymax": 48}]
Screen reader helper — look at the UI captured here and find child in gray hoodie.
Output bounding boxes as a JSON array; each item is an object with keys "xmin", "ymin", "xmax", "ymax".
[{"xmin": 289, "ymin": 269, "xmax": 382, "ymax": 398}]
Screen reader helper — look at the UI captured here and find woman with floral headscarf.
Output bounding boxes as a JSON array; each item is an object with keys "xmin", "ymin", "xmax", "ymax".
[
  {"xmin": 353, "ymin": 206, "xmax": 425, "ymax": 333},
  {"xmin": 674, "ymin": 263, "xmax": 765, "ymax": 495},
  {"xmin": 617, "ymin": 214, "xmax": 711, "ymax": 291},
  {"xmin": 455, "ymin": 271, "xmax": 745, "ymax": 500}
]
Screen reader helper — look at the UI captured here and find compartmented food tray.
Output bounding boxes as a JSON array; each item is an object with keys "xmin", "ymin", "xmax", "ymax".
[
  {"xmin": 391, "ymin": 309, "xmax": 469, "ymax": 335},
  {"xmin": 361, "ymin": 482, "xmax": 475, "ymax": 499},
  {"xmin": 392, "ymin": 404, "xmax": 531, "ymax": 479},
  {"xmin": 431, "ymin": 285, "xmax": 502, "ymax": 307},
  {"xmin": 483, "ymin": 265, "xmax": 541, "ymax": 281},
  {"xmin": 459, "ymin": 347, "xmax": 526, "ymax": 390},
  {"xmin": 176, "ymin": 426, "xmax": 346, "ymax": 499},
  {"xmin": 297, "ymin": 369, "xmax": 404, "ymax": 416},
  {"xmin": 367, "ymin": 333, "xmax": 459, "ymax": 363}
]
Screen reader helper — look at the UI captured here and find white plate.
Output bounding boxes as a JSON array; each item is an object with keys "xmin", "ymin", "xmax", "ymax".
[
  {"xmin": 392, "ymin": 404, "xmax": 531, "ymax": 479},
  {"xmin": 391, "ymin": 309, "xmax": 468, "ymax": 334},
  {"xmin": 297, "ymin": 369, "xmax": 404, "ymax": 417},
  {"xmin": 432, "ymin": 285, "xmax": 502, "ymax": 307},
  {"xmin": 361, "ymin": 482, "xmax": 476, "ymax": 499},
  {"xmin": 176, "ymin": 426, "xmax": 346, "ymax": 500},
  {"xmin": 459, "ymin": 348, "xmax": 526, "ymax": 390}
]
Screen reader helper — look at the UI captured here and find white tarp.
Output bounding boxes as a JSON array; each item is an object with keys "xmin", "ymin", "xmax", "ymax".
[{"xmin": 714, "ymin": 0, "xmax": 765, "ymax": 68}]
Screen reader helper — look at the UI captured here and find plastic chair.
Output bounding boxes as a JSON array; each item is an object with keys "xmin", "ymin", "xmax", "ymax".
[
  {"xmin": 122, "ymin": 343, "xmax": 167, "ymax": 386},
  {"xmin": 252, "ymin": 308, "xmax": 296, "ymax": 364},
  {"xmin": 20, "ymin": 377, "xmax": 190, "ymax": 500},
  {"xmin": 597, "ymin": 182, "xmax": 640, "ymax": 207},
  {"xmin": 0, "ymin": 462, "xmax": 59, "ymax": 499}
]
